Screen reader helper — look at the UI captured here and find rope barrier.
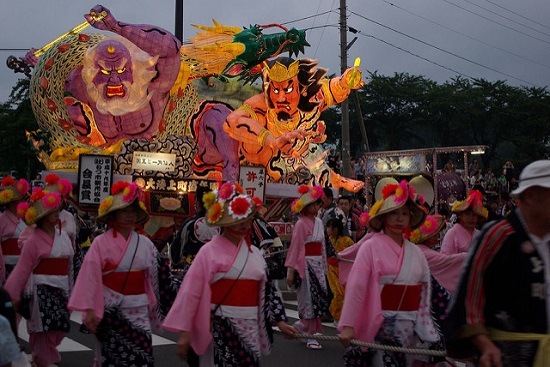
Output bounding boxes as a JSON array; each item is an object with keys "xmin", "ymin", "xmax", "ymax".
[{"xmin": 290, "ymin": 332, "xmax": 447, "ymax": 357}]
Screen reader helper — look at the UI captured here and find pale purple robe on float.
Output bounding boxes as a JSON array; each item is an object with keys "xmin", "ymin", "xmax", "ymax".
[
  {"xmin": 440, "ymin": 223, "xmax": 479, "ymax": 254},
  {"xmin": 163, "ymin": 235, "xmax": 271, "ymax": 366},
  {"xmin": 338, "ymin": 232, "xmax": 439, "ymax": 349}
]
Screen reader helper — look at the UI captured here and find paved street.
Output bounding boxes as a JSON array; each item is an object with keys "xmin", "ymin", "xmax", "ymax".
[{"xmin": 18, "ymin": 300, "xmax": 346, "ymax": 366}]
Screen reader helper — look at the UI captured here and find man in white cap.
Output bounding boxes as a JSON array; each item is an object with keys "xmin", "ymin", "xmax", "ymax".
[{"xmin": 446, "ymin": 160, "xmax": 550, "ymax": 367}]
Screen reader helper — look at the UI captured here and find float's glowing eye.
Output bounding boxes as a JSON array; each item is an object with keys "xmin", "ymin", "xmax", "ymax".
[
  {"xmin": 117, "ymin": 67, "xmax": 126, "ymax": 74},
  {"xmin": 100, "ymin": 69, "xmax": 110, "ymax": 75}
]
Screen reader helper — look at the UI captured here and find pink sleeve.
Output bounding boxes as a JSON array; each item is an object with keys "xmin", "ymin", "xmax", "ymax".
[
  {"xmin": 422, "ymin": 247, "xmax": 467, "ymax": 294},
  {"xmin": 440, "ymin": 227, "xmax": 456, "ymax": 254},
  {"xmin": 68, "ymin": 237, "xmax": 106, "ymax": 319},
  {"xmin": 4, "ymin": 237, "xmax": 42, "ymax": 301},
  {"xmin": 338, "ymin": 242, "xmax": 384, "ymax": 342},
  {"xmin": 285, "ymin": 218, "xmax": 307, "ymax": 278},
  {"xmin": 162, "ymin": 244, "xmax": 216, "ymax": 354}
]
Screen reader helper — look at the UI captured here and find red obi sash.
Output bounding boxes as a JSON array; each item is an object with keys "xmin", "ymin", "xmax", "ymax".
[
  {"xmin": 33, "ymin": 257, "xmax": 69, "ymax": 275},
  {"xmin": 211, "ymin": 279, "xmax": 259, "ymax": 307},
  {"xmin": 102, "ymin": 262, "xmax": 146, "ymax": 295},
  {"xmin": 1, "ymin": 238, "xmax": 21, "ymax": 256},
  {"xmin": 305, "ymin": 242, "xmax": 322, "ymax": 256},
  {"xmin": 380, "ymin": 284, "xmax": 422, "ymax": 311}
]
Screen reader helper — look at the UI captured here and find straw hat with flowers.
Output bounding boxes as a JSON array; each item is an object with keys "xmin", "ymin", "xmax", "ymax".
[
  {"xmin": 406, "ymin": 214, "xmax": 447, "ymax": 245},
  {"xmin": 16, "ymin": 188, "xmax": 63, "ymax": 225},
  {"xmin": 97, "ymin": 181, "xmax": 149, "ymax": 224},
  {"xmin": 451, "ymin": 189, "xmax": 488, "ymax": 220},
  {"xmin": 43, "ymin": 173, "xmax": 73, "ymax": 198},
  {"xmin": 0, "ymin": 177, "xmax": 30, "ymax": 205},
  {"xmin": 290, "ymin": 185, "xmax": 325, "ymax": 214},
  {"xmin": 202, "ymin": 182, "xmax": 263, "ymax": 227},
  {"xmin": 368, "ymin": 180, "xmax": 427, "ymax": 232}
]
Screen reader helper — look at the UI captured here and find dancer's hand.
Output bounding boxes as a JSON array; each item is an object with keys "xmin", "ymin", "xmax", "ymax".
[
  {"xmin": 84, "ymin": 309, "xmax": 99, "ymax": 333},
  {"xmin": 277, "ymin": 321, "xmax": 299, "ymax": 339},
  {"xmin": 339, "ymin": 326, "xmax": 354, "ymax": 348},
  {"xmin": 176, "ymin": 331, "xmax": 192, "ymax": 360}
]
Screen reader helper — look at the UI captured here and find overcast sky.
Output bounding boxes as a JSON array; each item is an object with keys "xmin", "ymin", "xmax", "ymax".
[{"xmin": 2, "ymin": 0, "xmax": 550, "ymax": 103}]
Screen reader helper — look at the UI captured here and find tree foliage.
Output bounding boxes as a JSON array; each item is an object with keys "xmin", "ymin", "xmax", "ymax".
[
  {"xmin": 322, "ymin": 72, "xmax": 550, "ymax": 171},
  {"xmin": 0, "ymin": 78, "xmax": 43, "ymax": 179}
]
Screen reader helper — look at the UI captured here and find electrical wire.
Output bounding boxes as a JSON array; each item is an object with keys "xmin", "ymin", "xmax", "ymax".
[
  {"xmin": 380, "ymin": 0, "xmax": 550, "ymax": 70},
  {"xmin": 482, "ymin": 0, "xmax": 550, "ymax": 32},
  {"xmin": 350, "ymin": 10, "xmax": 539, "ymax": 86}
]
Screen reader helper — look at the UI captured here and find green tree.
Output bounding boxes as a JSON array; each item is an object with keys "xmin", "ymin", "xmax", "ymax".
[{"xmin": 0, "ymin": 78, "xmax": 43, "ymax": 179}]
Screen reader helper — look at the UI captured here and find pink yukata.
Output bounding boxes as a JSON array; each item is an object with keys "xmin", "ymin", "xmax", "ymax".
[
  {"xmin": 338, "ymin": 232, "xmax": 440, "ymax": 366},
  {"xmin": 416, "ymin": 244, "xmax": 467, "ymax": 295},
  {"xmin": 163, "ymin": 235, "xmax": 287, "ymax": 367},
  {"xmin": 440, "ymin": 223, "xmax": 479, "ymax": 254},
  {"xmin": 0, "ymin": 209, "xmax": 27, "ymax": 283},
  {"xmin": 285, "ymin": 215, "xmax": 329, "ymax": 334},
  {"xmin": 338, "ymin": 231, "xmax": 374, "ymax": 286},
  {"xmin": 68, "ymin": 228, "xmax": 172, "ymax": 367},
  {"xmin": 4, "ymin": 227, "xmax": 73, "ymax": 367}
]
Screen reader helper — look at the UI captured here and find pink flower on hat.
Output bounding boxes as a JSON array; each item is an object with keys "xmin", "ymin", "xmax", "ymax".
[
  {"xmin": 122, "ymin": 183, "xmax": 138, "ymax": 203},
  {"xmin": 359, "ymin": 212, "xmax": 370, "ymax": 226},
  {"xmin": 420, "ymin": 215, "xmax": 438, "ymax": 236},
  {"xmin": 310, "ymin": 186, "xmax": 325, "ymax": 200},
  {"xmin": 57, "ymin": 179, "xmax": 72, "ymax": 196},
  {"xmin": 16, "ymin": 201, "xmax": 29, "ymax": 219},
  {"xmin": 42, "ymin": 192, "xmax": 61, "ymax": 210},
  {"xmin": 16, "ymin": 179, "xmax": 29, "ymax": 195},
  {"xmin": 218, "ymin": 182, "xmax": 235, "ymax": 201}
]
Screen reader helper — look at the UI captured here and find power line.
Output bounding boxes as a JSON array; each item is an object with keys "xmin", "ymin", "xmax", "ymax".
[
  {"xmin": 482, "ymin": 0, "xmax": 550, "ymax": 33},
  {"xmin": 350, "ymin": 10, "xmax": 539, "ymax": 86},
  {"xmin": 459, "ymin": 0, "xmax": 550, "ymax": 39},
  {"xmin": 439, "ymin": 0, "xmax": 550, "ymax": 47},
  {"xmin": 354, "ymin": 31, "xmax": 475, "ymax": 80},
  {"xmin": 380, "ymin": 0, "xmax": 550, "ymax": 70}
]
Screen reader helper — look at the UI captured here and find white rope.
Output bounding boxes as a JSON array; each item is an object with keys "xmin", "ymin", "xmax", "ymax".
[{"xmin": 291, "ymin": 332, "xmax": 447, "ymax": 357}]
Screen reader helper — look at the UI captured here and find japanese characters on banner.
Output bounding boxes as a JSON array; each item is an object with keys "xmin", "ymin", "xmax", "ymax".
[
  {"xmin": 132, "ymin": 151, "xmax": 176, "ymax": 172},
  {"xmin": 78, "ymin": 154, "xmax": 114, "ymax": 205},
  {"xmin": 238, "ymin": 166, "xmax": 266, "ymax": 201},
  {"xmin": 132, "ymin": 176, "xmax": 219, "ymax": 193}
]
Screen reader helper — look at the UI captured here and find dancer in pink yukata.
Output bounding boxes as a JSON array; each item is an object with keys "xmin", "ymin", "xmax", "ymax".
[
  {"xmin": 285, "ymin": 185, "xmax": 331, "ymax": 350},
  {"xmin": 68, "ymin": 181, "xmax": 178, "ymax": 366},
  {"xmin": 163, "ymin": 182, "xmax": 297, "ymax": 366},
  {"xmin": 338, "ymin": 180, "xmax": 440, "ymax": 366},
  {"xmin": 0, "ymin": 176, "xmax": 30, "ymax": 284},
  {"xmin": 5, "ymin": 187, "xmax": 73, "ymax": 367},
  {"xmin": 440, "ymin": 190, "xmax": 488, "ymax": 255}
]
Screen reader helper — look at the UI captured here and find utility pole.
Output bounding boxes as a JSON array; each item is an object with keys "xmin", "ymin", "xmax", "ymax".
[
  {"xmin": 340, "ymin": 0, "xmax": 351, "ymax": 179},
  {"xmin": 175, "ymin": 0, "xmax": 183, "ymax": 42}
]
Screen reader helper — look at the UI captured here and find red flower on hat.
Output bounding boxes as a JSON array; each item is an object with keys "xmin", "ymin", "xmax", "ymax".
[
  {"xmin": 251, "ymin": 196, "xmax": 264, "ymax": 212},
  {"xmin": 45, "ymin": 173, "xmax": 60, "ymax": 185},
  {"xmin": 234, "ymin": 182, "xmax": 244, "ymax": 195},
  {"xmin": 381, "ymin": 184, "xmax": 398, "ymax": 200},
  {"xmin": 1, "ymin": 177, "xmax": 15, "ymax": 187},
  {"xmin": 30, "ymin": 188, "xmax": 46, "ymax": 202},
  {"xmin": 111, "ymin": 181, "xmax": 129, "ymax": 195},
  {"xmin": 229, "ymin": 195, "xmax": 252, "ymax": 219},
  {"xmin": 297, "ymin": 185, "xmax": 310, "ymax": 195}
]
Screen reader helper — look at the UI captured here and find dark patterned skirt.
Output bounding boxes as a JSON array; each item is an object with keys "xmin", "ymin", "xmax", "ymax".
[
  {"xmin": 212, "ymin": 315, "xmax": 260, "ymax": 367},
  {"xmin": 36, "ymin": 284, "xmax": 70, "ymax": 332},
  {"xmin": 97, "ymin": 307, "xmax": 154, "ymax": 367}
]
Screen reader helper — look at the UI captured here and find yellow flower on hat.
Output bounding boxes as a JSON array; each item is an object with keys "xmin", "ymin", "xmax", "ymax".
[
  {"xmin": 98, "ymin": 196, "xmax": 114, "ymax": 216},
  {"xmin": 369, "ymin": 200, "xmax": 383, "ymax": 218},
  {"xmin": 25, "ymin": 206, "xmax": 37, "ymax": 224},
  {"xmin": 290, "ymin": 198, "xmax": 305, "ymax": 214},
  {"xmin": 207, "ymin": 201, "xmax": 223, "ymax": 224},
  {"xmin": 202, "ymin": 191, "xmax": 217, "ymax": 210},
  {"xmin": 0, "ymin": 190, "xmax": 13, "ymax": 204}
]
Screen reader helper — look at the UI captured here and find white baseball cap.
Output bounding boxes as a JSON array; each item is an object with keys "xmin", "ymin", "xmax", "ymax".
[{"xmin": 511, "ymin": 160, "xmax": 550, "ymax": 196}]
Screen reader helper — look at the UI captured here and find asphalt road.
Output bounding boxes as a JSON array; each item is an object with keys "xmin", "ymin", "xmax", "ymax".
[{"xmin": 18, "ymin": 301, "xmax": 346, "ymax": 366}]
